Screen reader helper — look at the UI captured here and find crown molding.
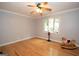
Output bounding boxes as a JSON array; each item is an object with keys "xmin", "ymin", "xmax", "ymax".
[
  {"xmin": 54, "ymin": 8, "xmax": 79, "ymax": 15},
  {"xmin": 0, "ymin": 7, "xmax": 79, "ymax": 18},
  {"xmin": 46, "ymin": 7, "xmax": 79, "ymax": 17},
  {"xmin": 0, "ymin": 9, "xmax": 31, "ymax": 18}
]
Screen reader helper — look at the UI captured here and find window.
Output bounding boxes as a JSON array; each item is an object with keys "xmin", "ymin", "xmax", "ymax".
[{"xmin": 44, "ymin": 17, "xmax": 60, "ymax": 33}]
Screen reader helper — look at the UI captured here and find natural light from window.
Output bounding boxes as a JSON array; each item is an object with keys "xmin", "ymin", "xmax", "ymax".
[{"xmin": 44, "ymin": 17, "xmax": 60, "ymax": 33}]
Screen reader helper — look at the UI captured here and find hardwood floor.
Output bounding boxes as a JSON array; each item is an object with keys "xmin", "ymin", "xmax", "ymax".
[
  {"xmin": 1, "ymin": 37, "xmax": 79, "ymax": 56},
  {"xmin": 0, "ymin": 47, "xmax": 1, "ymax": 52}
]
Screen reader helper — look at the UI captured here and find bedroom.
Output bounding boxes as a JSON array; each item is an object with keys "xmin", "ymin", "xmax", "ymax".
[{"xmin": 0, "ymin": 2, "xmax": 79, "ymax": 56}]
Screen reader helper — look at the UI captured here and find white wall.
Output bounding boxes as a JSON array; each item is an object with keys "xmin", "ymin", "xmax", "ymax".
[
  {"xmin": 35, "ymin": 9, "xmax": 79, "ymax": 44},
  {"xmin": 0, "ymin": 8, "xmax": 79, "ymax": 46},
  {"xmin": 0, "ymin": 11, "xmax": 35, "ymax": 45}
]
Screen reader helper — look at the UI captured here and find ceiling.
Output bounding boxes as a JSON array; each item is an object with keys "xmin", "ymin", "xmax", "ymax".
[{"xmin": 0, "ymin": 2, "xmax": 79, "ymax": 18}]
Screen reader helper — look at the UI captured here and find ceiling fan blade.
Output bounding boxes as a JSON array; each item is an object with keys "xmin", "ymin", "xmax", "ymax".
[
  {"xmin": 40, "ymin": 2, "xmax": 48, "ymax": 7},
  {"xmin": 27, "ymin": 5, "xmax": 36, "ymax": 8},
  {"xmin": 43, "ymin": 2, "xmax": 48, "ymax": 5},
  {"xmin": 31, "ymin": 11, "xmax": 36, "ymax": 14},
  {"xmin": 42, "ymin": 7, "xmax": 52, "ymax": 11}
]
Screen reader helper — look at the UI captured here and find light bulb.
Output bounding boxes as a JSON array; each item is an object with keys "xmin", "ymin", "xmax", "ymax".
[{"xmin": 36, "ymin": 8, "xmax": 42, "ymax": 13}]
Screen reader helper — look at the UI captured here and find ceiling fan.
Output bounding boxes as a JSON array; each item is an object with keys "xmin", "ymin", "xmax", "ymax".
[{"xmin": 27, "ymin": 2, "xmax": 52, "ymax": 16}]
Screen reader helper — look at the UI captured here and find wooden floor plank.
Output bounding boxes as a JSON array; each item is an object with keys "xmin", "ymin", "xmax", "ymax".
[
  {"xmin": 0, "ymin": 47, "xmax": 1, "ymax": 52},
  {"xmin": 1, "ymin": 37, "xmax": 79, "ymax": 56}
]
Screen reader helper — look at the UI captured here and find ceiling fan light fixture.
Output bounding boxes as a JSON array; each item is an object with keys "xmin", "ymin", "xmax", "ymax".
[
  {"xmin": 27, "ymin": 2, "xmax": 52, "ymax": 16},
  {"xmin": 36, "ymin": 8, "xmax": 42, "ymax": 13}
]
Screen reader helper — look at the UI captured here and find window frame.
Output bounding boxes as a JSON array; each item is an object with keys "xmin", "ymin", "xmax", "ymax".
[{"xmin": 44, "ymin": 17, "xmax": 60, "ymax": 33}]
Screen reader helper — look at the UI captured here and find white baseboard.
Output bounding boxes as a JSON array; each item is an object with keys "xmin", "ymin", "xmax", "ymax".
[
  {"xmin": 37, "ymin": 36, "xmax": 62, "ymax": 43},
  {"xmin": 37, "ymin": 36, "xmax": 79, "ymax": 47},
  {"xmin": 0, "ymin": 36, "xmax": 33, "ymax": 47},
  {"xmin": 0, "ymin": 36, "xmax": 79, "ymax": 47}
]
